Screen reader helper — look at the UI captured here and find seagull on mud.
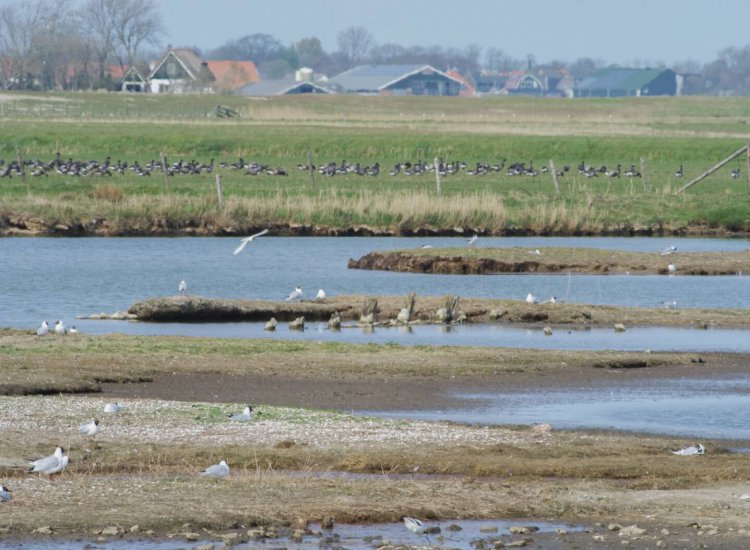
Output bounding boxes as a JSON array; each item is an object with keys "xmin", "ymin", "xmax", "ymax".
[
  {"xmin": 68, "ymin": 326, "xmax": 78, "ymax": 335},
  {"xmin": 201, "ymin": 459, "xmax": 230, "ymax": 479},
  {"xmin": 660, "ymin": 245, "xmax": 677, "ymax": 256},
  {"xmin": 104, "ymin": 402, "xmax": 123, "ymax": 413},
  {"xmin": 401, "ymin": 516, "xmax": 432, "ymax": 544},
  {"xmin": 54, "ymin": 320, "xmax": 66, "ymax": 335},
  {"xmin": 0, "ymin": 484, "xmax": 11, "ymax": 503},
  {"xmin": 528, "ymin": 249, "xmax": 542, "ymax": 255},
  {"xmin": 672, "ymin": 443, "xmax": 705, "ymax": 456},
  {"xmin": 178, "ymin": 280, "xmax": 188, "ymax": 295},
  {"xmin": 286, "ymin": 286, "xmax": 303, "ymax": 302},
  {"xmin": 315, "ymin": 288, "xmax": 327, "ymax": 301},
  {"xmin": 28, "ymin": 446, "xmax": 68, "ymax": 480},
  {"xmin": 36, "ymin": 320, "xmax": 49, "ymax": 336},
  {"xmin": 232, "ymin": 228, "xmax": 269, "ymax": 255},
  {"xmin": 661, "ymin": 300, "xmax": 678, "ymax": 309},
  {"xmin": 466, "ymin": 234, "xmax": 478, "ymax": 246},
  {"xmin": 227, "ymin": 405, "xmax": 253, "ymax": 422},
  {"xmin": 79, "ymin": 418, "xmax": 100, "ymax": 437},
  {"xmin": 667, "ymin": 263, "xmax": 678, "ymax": 274},
  {"xmin": 526, "ymin": 293, "xmax": 539, "ymax": 304}
]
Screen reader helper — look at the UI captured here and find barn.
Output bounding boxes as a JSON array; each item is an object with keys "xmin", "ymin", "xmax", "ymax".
[
  {"xmin": 236, "ymin": 79, "xmax": 332, "ymax": 96},
  {"xmin": 574, "ymin": 68, "xmax": 678, "ymax": 97},
  {"xmin": 330, "ymin": 64, "xmax": 462, "ymax": 96}
]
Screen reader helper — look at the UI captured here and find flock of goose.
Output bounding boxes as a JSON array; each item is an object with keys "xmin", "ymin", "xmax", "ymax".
[{"xmin": 0, "ymin": 155, "xmax": 741, "ymax": 180}]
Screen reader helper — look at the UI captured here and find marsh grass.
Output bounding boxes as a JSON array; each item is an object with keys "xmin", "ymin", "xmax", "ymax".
[{"xmin": 2, "ymin": 95, "xmax": 750, "ymax": 233}]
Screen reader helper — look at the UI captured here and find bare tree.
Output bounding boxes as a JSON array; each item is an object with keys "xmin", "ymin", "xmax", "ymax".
[
  {"xmin": 108, "ymin": 0, "xmax": 164, "ymax": 68},
  {"xmin": 336, "ymin": 25, "xmax": 374, "ymax": 67},
  {"xmin": 78, "ymin": 0, "xmax": 119, "ymax": 86}
]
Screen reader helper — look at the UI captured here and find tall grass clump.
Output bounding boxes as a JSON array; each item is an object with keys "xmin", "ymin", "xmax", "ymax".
[{"xmin": 93, "ymin": 183, "xmax": 124, "ymax": 203}]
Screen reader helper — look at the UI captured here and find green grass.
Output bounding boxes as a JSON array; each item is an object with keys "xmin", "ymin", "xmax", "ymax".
[{"xmin": 2, "ymin": 93, "xmax": 750, "ymax": 233}]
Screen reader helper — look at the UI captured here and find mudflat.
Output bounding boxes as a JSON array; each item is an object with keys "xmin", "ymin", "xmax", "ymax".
[{"xmin": 2, "ymin": 331, "xmax": 750, "ymax": 548}]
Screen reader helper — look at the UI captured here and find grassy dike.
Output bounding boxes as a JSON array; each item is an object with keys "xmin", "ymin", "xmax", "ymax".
[{"xmin": 1, "ymin": 93, "xmax": 750, "ymax": 235}]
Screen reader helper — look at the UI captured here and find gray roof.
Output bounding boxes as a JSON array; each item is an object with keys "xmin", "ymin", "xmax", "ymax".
[
  {"xmin": 235, "ymin": 80, "xmax": 332, "ymax": 96},
  {"xmin": 330, "ymin": 64, "xmax": 461, "ymax": 92},
  {"xmin": 575, "ymin": 68, "xmax": 670, "ymax": 92}
]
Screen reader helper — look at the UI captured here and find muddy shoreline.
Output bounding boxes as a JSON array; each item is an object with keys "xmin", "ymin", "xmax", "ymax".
[
  {"xmin": 125, "ymin": 294, "xmax": 750, "ymax": 327},
  {"xmin": 1, "ymin": 214, "xmax": 749, "ymax": 238}
]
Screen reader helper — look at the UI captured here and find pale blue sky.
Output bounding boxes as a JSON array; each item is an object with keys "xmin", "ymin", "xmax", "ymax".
[
  {"xmin": 1, "ymin": 0, "xmax": 748, "ymax": 65},
  {"xmin": 156, "ymin": 0, "xmax": 749, "ymax": 65}
]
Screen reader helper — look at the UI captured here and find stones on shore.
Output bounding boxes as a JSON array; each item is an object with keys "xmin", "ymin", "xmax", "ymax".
[
  {"xmin": 77, "ymin": 311, "xmax": 137, "ymax": 321},
  {"xmin": 543, "ymin": 326, "xmax": 553, "ymax": 336},
  {"xmin": 328, "ymin": 312, "xmax": 341, "ymax": 330},
  {"xmin": 33, "ymin": 526, "xmax": 53, "ymax": 535},
  {"xmin": 614, "ymin": 323, "xmax": 626, "ymax": 332},
  {"xmin": 264, "ymin": 317, "xmax": 277, "ymax": 331},
  {"xmin": 288, "ymin": 316, "xmax": 305, "ymax": 330}
]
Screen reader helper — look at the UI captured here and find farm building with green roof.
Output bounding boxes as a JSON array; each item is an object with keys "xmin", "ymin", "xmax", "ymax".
[{"xmin": 574, "ymin": 68, "xmax": 678, "ymax": 97}]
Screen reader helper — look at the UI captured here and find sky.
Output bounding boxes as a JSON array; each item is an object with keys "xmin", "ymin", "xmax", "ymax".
[
  {"xmin": 154, "ymin": 0, "xmax": 749, "ymax": 66},
  {"xmin": 1, "ymin": 0, "xmax": 749, "ymax": 66}
]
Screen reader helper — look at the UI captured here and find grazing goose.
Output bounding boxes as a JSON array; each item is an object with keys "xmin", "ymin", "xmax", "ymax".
[
  {"xmin": 731, "ymin": 168, "xmax": 741, "ymax": 179},
  {"xmin": 675, "ymin": 164, "xmax": 684, "ymax": 178}
]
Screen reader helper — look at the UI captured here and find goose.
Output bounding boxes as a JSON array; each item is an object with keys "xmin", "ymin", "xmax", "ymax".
[
  {"xmin": 731, "ymin": 168, "xmax": 741, "ymax": 179},
  {"xmin": 675, "ymin": 164, "xmax": 684, "ymax": 178}
]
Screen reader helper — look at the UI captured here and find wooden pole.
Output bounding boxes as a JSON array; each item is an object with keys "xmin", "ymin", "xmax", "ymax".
[
  {"xmin": 215, "ymin": 173, "xmax": 223, "ymax": 210},
  {"xmin": 549, "ymin": 159, "xmax": 560, "ymax": 197},
  {"xmin": 746, "ymin": 142, "xmax": 750, "ymax": 194},
  {"xmin": 307, "ymin": 151, "xmax": 316, "ymax": 189},
  {"xmin": 434, "ymin": 157, "xmax": 441, "ymax": 194},
  {"xmin": 16, "ymin": 147, "xmax": 27, "ymax": 191},
  {"xmin": 676, "ymin": 144, "xmax": 748, "ymax": 194},
  {"xmin": 160, "ymin": 152, "xmax": 169, "ymax": 189},
  {"xmin": 640, "ymin": 158, "xmax": 648, "ymax": 192}
]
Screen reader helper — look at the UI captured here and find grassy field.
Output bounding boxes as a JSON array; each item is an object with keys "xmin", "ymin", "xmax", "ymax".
[{"xmin": 1, "ymin": 92, "xmax": 750, "ymax": 234}]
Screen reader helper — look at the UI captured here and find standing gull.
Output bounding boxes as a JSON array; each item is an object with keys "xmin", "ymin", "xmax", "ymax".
[
  {"xmin": 233, "ymin": 228, "xmax": 269, "ymax": 255},
  {"xmin": 286, "ymin": 286, "xmax": 303, "ymax": 302},
  {"xmin": 227, "ymin": 406, "xmax": 253, "ymax": 422},
  {"xmin": 28, "ymin": 446, "xmax": 68, "ymax": 480},
  {"xmin": 178, "ymin": 280, "xmax": 188, "ymax": 295},
  {"xmin": 0, "ymin": 484, "xmax": 11, "ymax": 503},
  {"xmin": 315, "ymin": 288, "xmax": 327, "ymax": 301},
  {"xmin": 201, "ymin": 459, "xmax": 230, "ymax": 478},
  {"xmin": 660, "ymin": 245, "xmax": 677, "ymax": 256},
  {"xmin": 466, "ymin": 234, "xmax": 478, "ymax": 246},
  {"xmin": 526, "ymin": 293, "xmax": 539, "ymax": 304},
  {"xmin": 36, "ymin": 320, "xmax": 49, "ymax": 336},
  {"xmin": 54, "ymin": 320, "xmax": 66, "ymax": 335}
]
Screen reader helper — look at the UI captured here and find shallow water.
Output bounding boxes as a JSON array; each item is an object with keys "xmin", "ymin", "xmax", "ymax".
[
  {"xmin": 2, "ymin": 236, "xmax": 750, "ymax": 331},
  {"xmin": 368, "ymin": 376, "xmax": 750, "ymax": 440},
  {"xmin": 70, "ymin": 318, "xmax": 750, "ymax": 353},
  {"xmin": 0, "ymin": 519, "xmax": 581, "ymax": 550}
]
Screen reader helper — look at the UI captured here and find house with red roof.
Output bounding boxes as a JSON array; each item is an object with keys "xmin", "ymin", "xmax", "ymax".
[{"xmin": 148, "ymin": 48, "xmax": 260, "ymax": 93}]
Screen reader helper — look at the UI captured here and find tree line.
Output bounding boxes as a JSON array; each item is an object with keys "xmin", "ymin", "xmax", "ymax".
[{"xmin": 2, "ymin": 0, "xmax": 750, "ymax": 95}]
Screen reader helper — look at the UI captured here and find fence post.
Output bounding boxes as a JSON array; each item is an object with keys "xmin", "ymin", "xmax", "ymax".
[
  {"xmin": 747, "ymin": 143, "xmax": 750, "ymax": 194},
  {"xmin": 676, "ymin": 144, "xmax": 748, "ymax": 194},
  {"xmin": 215, "ymin": 174, "xmax": 223, "ymax": 210},
  {"xmin": 307, "ymin": 151, "xmax": 316, "ymax": 189},
  {"xmin": 640, "ymin": 158, "xmax": 648, "ymax": 192},
  {"xmin": 549, "ymin": 159, "xmax": 560, "ymax": 197},
  {"xmin": 434, "ymin": 157, "xmax": 441, "ymax": 194},
  {"xmin": 160, "ymin": 152, "xmax": 169, "ymax": 189}
]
